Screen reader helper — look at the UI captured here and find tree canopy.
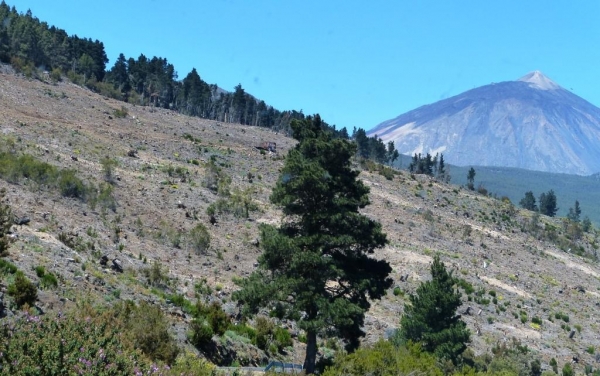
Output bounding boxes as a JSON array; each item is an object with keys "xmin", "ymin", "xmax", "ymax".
[
  {"xmin": 519, "ymin": 191, "xmax": 537, "ymax": 211},
  {"xmin": 539, "ymin": 190, "xmax": 558, "ymax": 217},
  {"xmin": 393, "ymin": 254, "xmax": 470, "ymax": 365},
  {"xmin": 233, "ymin": 115, "xmax": 392, "ymax": 374}
]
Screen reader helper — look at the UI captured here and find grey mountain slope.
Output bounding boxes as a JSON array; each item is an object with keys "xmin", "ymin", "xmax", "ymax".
[{"xmin": 369, "ymin": 72, "xmax": 600, "ymax": 175}]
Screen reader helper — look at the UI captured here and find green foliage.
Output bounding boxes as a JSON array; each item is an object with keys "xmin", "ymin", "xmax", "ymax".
[
  {"xmin": 393, "ymin": 254, "xmax": 470, "ymax": 365},
  {"xmin": 143, "ymin": 260, "xmax": 169, "ymax": 287},
  {"xmin": 539, "ymin": 190, "xmax": 558, "ymax": 217},
  {"xmin": 0, "ymin": 151, "xmax": 90, "ymax": 201},
  {"xmin": 203, "ymin": 159, "xmax": 231, "ymax": 195},
  {"xmin": 113, "ymin": 106, "xmax": 128, "ymax": 118},
  {"xmin": 0, "ymin": 258, "xmax": 18, "ymax": 275},
  {"xmin": 35, "ymin": 265, "xmax": 59, "ymax": 289},
  {"xmin": 550, "ymin": 358, "xmax": 558, "ymax": 374},
  {"xmin": 467, "ymin": 167, "xmax": 476, "ymax": 190},
  {"xmin": 562, "ymin": 363, "xmax": 573, "ymax": 376},
  {"xmin": 234, "ymin": 116, "xmax": 392, "ymax": 373},
  {"xmin": 58, "ymin": 169, "xmax": 88, "ymax": 199},
  {"xmin": 187, "ymin": 223, "xmax": 211, "ymax": 254},
  {"xmin": 0, "ymin": 310, "xmax": 159, "ymax": 375},
  {"xmin": 168, "ymin": 351, "xmax": 215, "ymax": 375},
  {"xmin": 100, "ymin": 156, "xmax": 118, "ymax": 184},
  {"xmin": 189, "ymin": 318, "xmax": 214, "ymax": 348},
  {"xmin": 519, "ymin": 191, "xmax": 538, "ymax": 211},
  {"xmin": 7, "ymin": 271, "xmax": 38, "ymax": 308},
  {"xmin": 195, "ymin": 301, "xmax": 231, "ymax": 336},
  {"xmin": 113, "ymin": 300, "xmax": 179, "ymax": 364},
  {"xmin": 252, "ymin": 316, "xmax": 292, "ymax": 353},
  {"xmin": 322, "ymin": 340, "xmax": 443, "ymax": 376},
  {"xmin": 0, "ymin": 188, "xmax": 13, "ymax": 256}
]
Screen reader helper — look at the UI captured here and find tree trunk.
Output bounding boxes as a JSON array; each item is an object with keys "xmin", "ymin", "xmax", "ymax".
[{"xmin": 303, "ymin": 330, "xmax": 317, "ymax": 374}]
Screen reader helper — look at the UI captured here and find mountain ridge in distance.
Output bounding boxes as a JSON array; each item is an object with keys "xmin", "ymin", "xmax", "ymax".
[{"xmin": 369, "ymin": 71, "xmax": 600, "ymax": 175}]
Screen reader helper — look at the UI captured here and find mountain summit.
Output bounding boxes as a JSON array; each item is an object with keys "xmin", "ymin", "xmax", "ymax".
[
  {"xmin": 369, "ymin": 72, "xmax": 600, "ymax": 175},
  {"xmin": 518, "ymin": 70, "xmax": 560, "ymax": 90}
]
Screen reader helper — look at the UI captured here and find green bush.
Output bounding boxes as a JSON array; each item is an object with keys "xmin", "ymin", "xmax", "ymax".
[
  {"xmin": 113, "ymin": 300, "xmax": 179, "ymax": 364},
  {"xmin": 322, "ymin": 340, "xmax": 442, "ymax": 376},
  {"xmin": 562, "ymin": 362, "xmax": 573, "ymax": 376},
  {"xmin": 58, "ymin": 169, "xmax": 88, "ymax": 199},
  {"xmin": 7, "ymin": 271, "xmax": 37, "ymax": 308},
  {"xmin": 195, "ymin": 301, "xmax": 230, "ymax": 336},
  {"xmin": 34, "ymin": 265, "xmax": 45, "ymax": 278},
  {"xmin": 113, "ymin": 106, "xmax": 128, "ymax": 118},
  {"xmin": 273, "ymin": 326, "xmax": 292, "ymax": 351},
  {"xmin": 189, "ymin": 318, "xmax": 214, "ymax": 348},
  {"xmin": 255, "ymin": 316, "xmax": 275, "ymax": 350},
  {"xmin": 168, "ymin": 351, "xmax": 215, "ymax": 375},
  {"xmin": 0, "ymin": 310, "xmax": 159, "ymax": 375},
  {"xmin": 188, "ymin": 223, "xmax": 211, "ymax": 254},
  {"xmin": 0, "ymin": 258, "xmax": 18, "ymax": 275},
  {"xmin": 40, "ymin": 273, "xmax": 58, "ymax": 289}
]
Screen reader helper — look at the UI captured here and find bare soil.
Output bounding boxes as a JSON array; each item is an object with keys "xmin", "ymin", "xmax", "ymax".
[{"xmin": 1, "ymin": 71, "xmax": 600, "ymax": 370}]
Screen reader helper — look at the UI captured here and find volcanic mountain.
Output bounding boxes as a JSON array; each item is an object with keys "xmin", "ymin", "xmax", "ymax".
[{"xmin": 368, "ymin": 71, "xmax": 600, "ymax": 175}]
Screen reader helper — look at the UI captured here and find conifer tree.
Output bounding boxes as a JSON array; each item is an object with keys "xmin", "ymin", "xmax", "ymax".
[
  {"xmin": 393, "ymin": 254, "xmax": 470, "ymax": 365},
  {"xmin": 519, "ymin": 191, "xmax": 537, "ymax": 211},
  {"xmin": 467, "ymin": 167, "xmax": 476, "ymax": 190},
  {"xmin": 234, "ymin": 115, "xmax": 392, "ymax": 374}
]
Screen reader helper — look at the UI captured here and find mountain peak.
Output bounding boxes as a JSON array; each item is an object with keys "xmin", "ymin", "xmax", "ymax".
[{"xmin": 517, "ymin": 70, "xmax": 560, "ymax": 90}]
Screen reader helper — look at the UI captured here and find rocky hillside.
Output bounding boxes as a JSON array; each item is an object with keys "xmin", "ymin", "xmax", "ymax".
[
  {"xmin": 369, "ymin": 71, "xmax": 600, "ymax": 175},
  {"xmin": 1, "ymin": 69, "xmax": 600, "ymax": 372}
]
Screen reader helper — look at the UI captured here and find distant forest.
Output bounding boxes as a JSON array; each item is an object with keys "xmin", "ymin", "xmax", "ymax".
[{"xmin": 0, "ymin": 1, "xmax": 395, "ymax": 158}]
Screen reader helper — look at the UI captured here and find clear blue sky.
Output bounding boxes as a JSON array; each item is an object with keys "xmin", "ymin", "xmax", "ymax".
[{"xmin": 11, "ymin": 0, "xmax": 600, "ymax": 132}]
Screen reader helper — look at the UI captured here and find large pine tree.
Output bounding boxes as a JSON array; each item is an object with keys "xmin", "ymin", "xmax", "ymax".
[
  {"xmin": 394, "ymin": 254, "xmax": 470, "ymax": 365},
  {"xmin": 234, "ymin": 115, "xmax": 392, "ymax": 374}
]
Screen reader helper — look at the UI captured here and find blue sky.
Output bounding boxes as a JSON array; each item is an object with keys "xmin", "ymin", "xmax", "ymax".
[{"xmin": 11, "ymin": 0, "xmax": 600, "ymax": 132}]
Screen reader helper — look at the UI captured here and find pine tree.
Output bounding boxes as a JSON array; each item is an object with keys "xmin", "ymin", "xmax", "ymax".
[
  {"xmin": 393, "ymin": 254, "xmax": 470, "ymax": 365},
  {"xmin": 234, "ymin": 115, "xmax": 392, "ymax": 374},
  {"xmin": 539, "ymin": 190, "xmax": 558, "ymax": 217},
  {"xmin": 467, "ymin": 167, "xmax": 476, "ymax": 190},
  {"xmin": 567, "ymin": 200, "xmax": 581, "ymax": 223},
  {"xmin": 519, "ymin": 191, "xmax": 537, "ymax": 211}
]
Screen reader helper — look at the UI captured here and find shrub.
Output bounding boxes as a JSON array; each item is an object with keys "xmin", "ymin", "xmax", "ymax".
[
  {"xmin": 100, "ymin": 157, "xmax": 118, "ymax": 184},
  {"xmin": 200, "ymin": 301, "xmax": 230, "ymax": 336},
  {"xmin": 7, "ymin": 271, "xmax": 37, "ymax": 307},
  {"xmin": 322, "ymin": 340, "xmax": 442, "ymax": 376},
  {"xmin": 58, "ymin": 169, "xmax": 87, "ymax": 199},
  {"xmin": 188, "ymin": 223, "xmax": 211, "ymax": 254},
  {"xmin": 255, "ymin": 316, "xmax": 275, "ymax": 350},
  {"xmin": 0, "ymin": 310, "xmax": 158, "ymax": 374},
  {"xmin": 168, "ymin": 351, "xmax": 215, "ymax": 375},
  {"xmin": 0, "ymin": 258, "xmax": 18, "ymax": 275},
  {"xmin": 562, "ymin": 362, "xmax": 573, "ymax": 376},
  {"xmin": 49, "ymin": 67, "xmax": 62, "ymax": 83},
  {"xmin": 40, "ymin": 273, "xmax": 58, "ymax": 289},
  {"xmin": 457, "ymin": 278, "xmax": 475, "ymax": 295},
  {"xmin": 228, "ymin": 323, "xmax": 257, "ymax": 344},
  {"xmin": 273, "ymin": 326, "xmax": 292, "ymax": 351},
  {"xmin": 189, "ymin": 318, "xmax": 214, "ymax": 348},
  {"xmin": 143, "ymin": 260, "xmax": 169, "ymax": 287},
  {"xmin": 550, "ymin": 358, "xmax": 558, "ymax": 373},
  {"xmin": 531, "ymin": 316, "xmax": 542, "ymax": 325},
  {"xmin": 113, "ymin": 106, "xmax": 128, "ymax": 118},
  {"xmin": 0, "ymin": 188, "xmax": 13, "ymax": 256},
  {"xmin": 113, "ymin": 300, "xmax": 179, "ymax": 364}
]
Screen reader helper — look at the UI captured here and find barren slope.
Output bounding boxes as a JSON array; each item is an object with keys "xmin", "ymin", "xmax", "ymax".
[{"xmin": 1, "ymin": 71, "xmax": 600, "ymax": 371}]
